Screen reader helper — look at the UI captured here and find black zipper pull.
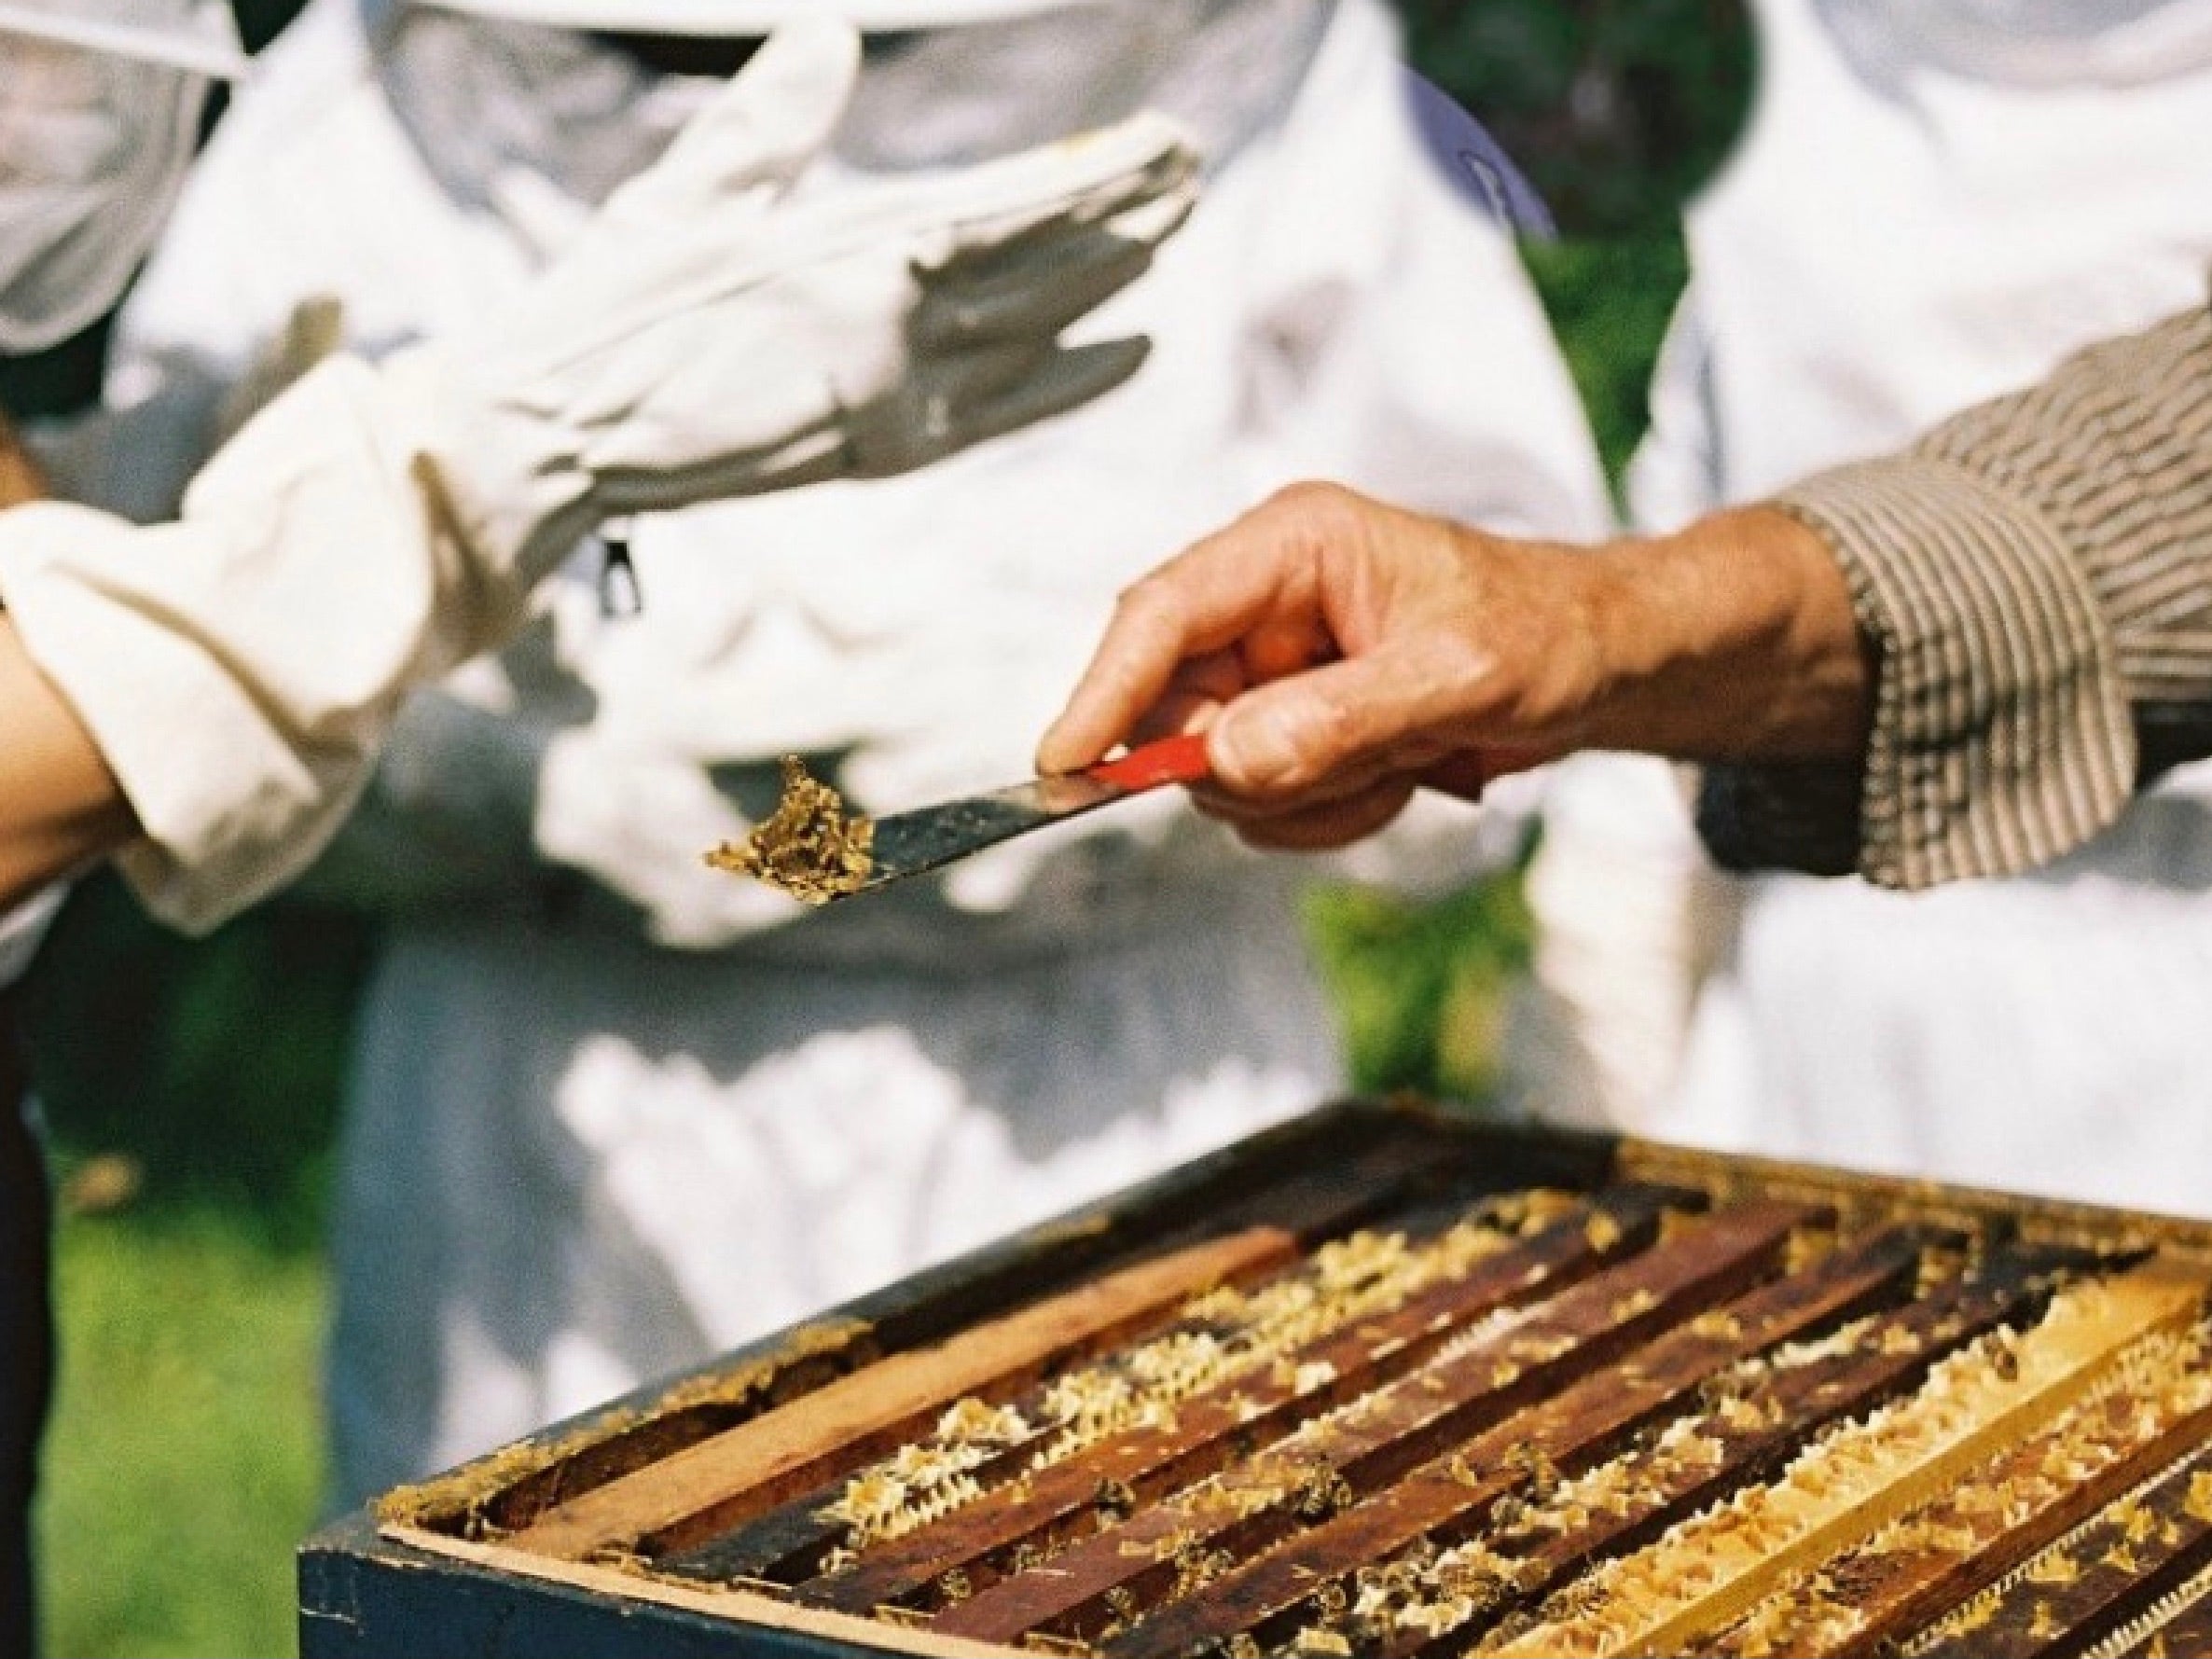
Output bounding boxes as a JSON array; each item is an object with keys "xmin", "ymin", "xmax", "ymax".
[{"xmin": 599, "ymin": 525, "xmax": 643, "ymax": 618}]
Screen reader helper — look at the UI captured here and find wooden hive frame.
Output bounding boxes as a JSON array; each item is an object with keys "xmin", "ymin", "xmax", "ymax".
[{"xmin": 299, "ymin": 1099, "xmax": 2212, "ymax": 1659}]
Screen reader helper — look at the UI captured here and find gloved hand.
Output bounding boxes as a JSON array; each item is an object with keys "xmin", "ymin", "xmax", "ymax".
[
  {"xmin": 0, "ymin": 17, "xmax": 1196, "ymax": 936},
  {"xmin": 400, "ymin": 17, "xmax": 1200, "ymax": 644},
  {"xmin": 212, "ymin": 293, "xmax": 347, "ymax": 449}
]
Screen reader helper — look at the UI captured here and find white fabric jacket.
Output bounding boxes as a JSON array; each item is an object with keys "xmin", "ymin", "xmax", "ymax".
[
  {"xmin": 10, "ymin": 14, "xmax": 1205, "ymax": 936},
  {"xmin": 82, "ymin": 0, "xmax": 1608, "ymax": 1500},
  {"xmin": 1533, "ymin": 0, "xmax": 2212, "ymax": 1214}
]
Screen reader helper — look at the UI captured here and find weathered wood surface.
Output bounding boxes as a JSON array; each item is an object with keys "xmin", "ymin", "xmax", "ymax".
[
  {"xmin": 1486, "ymin": 1262, "xmax": 2212, "ymax": 1658},
  {"xmin": 507, "ymin": 1141, "xmax": 1452, "ymax": 1562},
  {"xmin": 366, "ymin": 1525, "xmax": 1016, "ymax": 1659},
  {"xmin": 930, "ymin": 1200, "xmax": 1819, "ymax": 1647},
  {"xmin": 2110, "ymin": 1567, "xmax": 2212, "ymax": 1657},
  {"xmin": 507, "ymin": 1234, "xmax": 1304, "ymax": 1562},
  {"xmin": 1910, "ymin": 1444, "xmax": 2212, "ymax": 1659},
  {"xmin": 1705, "ymin": 1334, "xmax": 2212, "ymax": 1658},
  {"xmin": 311, "ymin": 1105, "xmax": 2212, "ymax": 1659},
  {"xmin": 1369, "ymin": 1243, "xmax": 2075, "ymax": 1659},
  {"xmin": 664, "ymin": 1187, "xmax": 1691, "ymax": 1593},
  {"xmin": 462, "ymin": 1119, "xmax": 1465, "ymax": 1537},
  {"xmin": 1101, "ymin": 1224, "xmax": 1929, "ymax": 1659},
  {"xmin": 791, "ymin": 1187, "xmax": 1689, "ymax": 1613}
]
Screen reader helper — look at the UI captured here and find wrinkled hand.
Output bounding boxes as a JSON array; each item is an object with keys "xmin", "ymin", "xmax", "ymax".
[
  {"xmin": 420, "ymin": 17, "xmax": 1198, "ymax": 616},
  {"xmin": 1039, "ymin": 483, "xmax": 1871, "ymax": 851}
]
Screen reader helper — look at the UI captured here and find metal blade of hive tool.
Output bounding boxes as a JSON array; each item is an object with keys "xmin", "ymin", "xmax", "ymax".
[{"xmin": 851, "ymin": 733, "xmax": 1211, "ymax": 896}]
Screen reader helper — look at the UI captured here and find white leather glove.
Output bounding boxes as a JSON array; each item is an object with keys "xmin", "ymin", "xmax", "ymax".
[
  {"xmin": 401, "ymin": 17, "xmax": 1198, "ymax": 643},
  {"xmin": 0, "ymin": 19, "xmax": 1196, "ymax": 935}
]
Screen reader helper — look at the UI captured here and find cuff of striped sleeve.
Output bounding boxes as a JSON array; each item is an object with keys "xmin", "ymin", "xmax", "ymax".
[
  {"xmin": 1696, "ymin": 759, "xmax": 1862, "ymax": 880},
  {"xmin": 1707, "ymin": 454, "xmax": 2136, "ymax": 890}
]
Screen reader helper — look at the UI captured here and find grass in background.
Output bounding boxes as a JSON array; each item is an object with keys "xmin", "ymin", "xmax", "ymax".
[
  {"xmin": 37, "ymin": 1210, "xmax": 323, "ymax": 1659},
  {"xmin": 25, "ymin": 878, "xmax": 366, "ymax": 1658}
]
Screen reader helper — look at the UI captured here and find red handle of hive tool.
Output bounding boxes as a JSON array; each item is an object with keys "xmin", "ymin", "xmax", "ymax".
[{"xmin": 1084, "ymin": 733, "xmax": 1211, "ymax": 793}]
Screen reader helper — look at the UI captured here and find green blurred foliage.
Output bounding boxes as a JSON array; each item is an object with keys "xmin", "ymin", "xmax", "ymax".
[
  {"xmin": 0, "ymin": 317, "xmax": 110, "ymax": 422},
  {"xmin": 1304, "ymin": 856, "xmax": 1539, "ymax": 1101},
  {"xmin": 1523, "ymin": 234, "xmax": 1692, "ymax": 487},
  {"xmin": 1395, "ymin": 0, "xmax": 1754, "ymax": 239},
  {"xmin": 38, "ymin": 1210, "xmax": 324, "ymax": 1659},
  {"xmin": 21, "ymin": 878, "xmax": 372, "ymax": 1251}
]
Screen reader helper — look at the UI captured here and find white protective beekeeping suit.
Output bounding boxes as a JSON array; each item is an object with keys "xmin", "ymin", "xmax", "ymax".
[
  {"xmin": 8, "ymin": 0, "xmax": 1201, "ymax": 937},
  {"xmin": 1518, "ymin": 0, "xmax": 2212, "ymax": 1213},
  {"xmin": 0, "ymin": 0, "xmax": 247, "ymax": 993},
  {"xmin": 85, "ymin": 0, "xmax": 1608, "ymax": 1504},
  {"xmin": 0, "ymin": 0, "xmax": 249, "ymax": 354}
]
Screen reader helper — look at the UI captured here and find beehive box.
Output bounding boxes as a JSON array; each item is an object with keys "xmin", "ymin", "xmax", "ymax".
[{"xmin": 300, "ymin": 1100, "xmax": 2212, "ymax": 1658}]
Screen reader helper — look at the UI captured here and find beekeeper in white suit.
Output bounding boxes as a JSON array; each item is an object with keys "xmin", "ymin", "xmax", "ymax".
[
  {"xmin": 87, "ymin": 0, "xmax": 1607, "ymax": 1505},
  {"xmin": 2, "ymin": 1, "xmax": 1198, "ymax": 1642},
  {"xmin": 1517, "ymin": 0, "xmax": 2212, "ymax": 1211},
  {"xmin": 2, "ymin": 0, "xmax": 1200, "ymax": 910}
]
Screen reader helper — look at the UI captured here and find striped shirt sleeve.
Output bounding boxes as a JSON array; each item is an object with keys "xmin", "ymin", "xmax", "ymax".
[{"xmin": 1697, "ymin": 297, "xmax": 2212, "ymax": 890}]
